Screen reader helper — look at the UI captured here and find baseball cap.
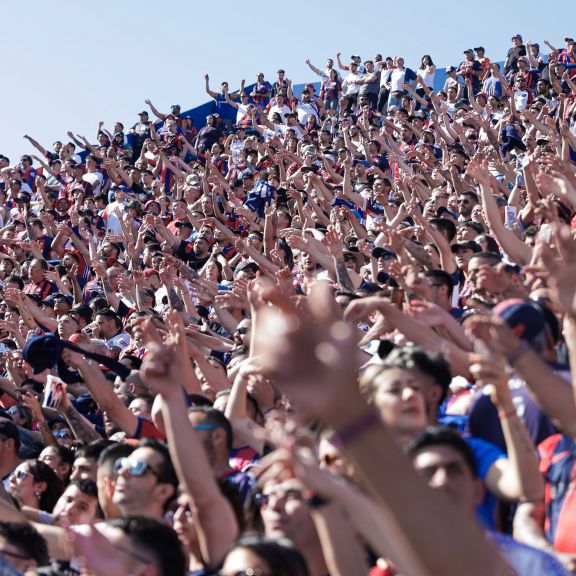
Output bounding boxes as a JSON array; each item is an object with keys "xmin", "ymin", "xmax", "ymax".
[
  {"xmin": 139, "ymin": 111, "xmax": 149, "ymax": 116},
  {"xmin": 436, "ymin": 206, "xmax": 457, "ymax": 219},
  {"xmin": 463, "ymin": 49, "xmax": 474, "ymax": 54},
  {"xmin": 372, "ymin": 247, "xmax": 397, "ymax": 259},
  {"xmin": 69, "ymin": 304, "xmax": 92, "ymax": 324},
  {"xmin": 474, "ymin": 46, "xmax": 485, "ymax": 52},
  {"xmin": 52, "ymin": 294, "xmax": 73, "ymax": 305},
  {"xmin": 451, "ymin": 241, "xmax": 481, "ymax": 254},
  {"xmin": 142, "ymin": 268, "xmax": 159, "ymax": 280},
  {"xmin": 494, "ymin": 299, "xmax": 545, "ymax": 344},
  {"xmin": 235, "ymin": 261, "xmax": 259, "ymax": 274},
  {"xmin": 511, "ymin": 34, "xmax": 523, "ymax": 41},
  {"xmin": 144, "ymin": 198, "xmax": 160, "ymax": 209},
  {"xmin": 175, "ymin": 220, "xmax": 194, "ymax": 229}
]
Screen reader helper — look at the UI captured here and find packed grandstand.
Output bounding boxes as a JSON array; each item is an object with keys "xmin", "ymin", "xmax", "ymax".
[{"xmin": 0, "ymin": 32, "xmax": 575, "ymax": 576}]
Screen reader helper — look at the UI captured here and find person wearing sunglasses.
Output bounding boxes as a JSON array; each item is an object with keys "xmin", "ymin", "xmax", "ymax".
[
  {"xmin": 112, "ymin": 439, "xmax": 178, "ymax": 520},
  {"xmin": 457, "ymin": 191, "xmax": 479, "ymax": 221},
  {"xmin": 8, "ymin": 460, "xmax": 63, "ymax": 514}
]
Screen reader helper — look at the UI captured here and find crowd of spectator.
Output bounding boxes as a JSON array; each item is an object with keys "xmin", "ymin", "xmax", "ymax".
[{"xmin": 0, "ymin": 31, "xmax": 576, "ymax": 576}]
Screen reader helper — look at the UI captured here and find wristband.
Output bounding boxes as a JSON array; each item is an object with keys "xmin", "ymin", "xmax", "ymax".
[
  {"xmin": 507, "ymin": 340, "xmax": 530, "ymax": 366},
  {"xmin": 304, "ymin": 494, "xmax": 330, "ymax": 509},
  {"xmin": 334, "ymin": 408, "xmax": 381, "ymax": 445},
  {"xmin": 498, "ymin": 408, "xmax": 517, "ymax": 420}
]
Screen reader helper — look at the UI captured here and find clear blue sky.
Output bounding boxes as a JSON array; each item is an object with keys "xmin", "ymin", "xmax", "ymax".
[{"xmin": 1, "ymin": 0, "xmax": 573, "ymax": 162}]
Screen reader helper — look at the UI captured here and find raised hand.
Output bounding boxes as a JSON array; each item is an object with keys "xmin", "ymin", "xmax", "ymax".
[
  {"xmin": 158, "ymin": 264, "xmax": 177, "ymax": 286},
  {"xmin": 469, "ymin": 352, "xmax": 511, "ymax": 407},
  {"xmin": 285, "ymin": 233, "xmax": 308, "ymax": 253},
  {"xmin": 323, "ymin": 227, "xmax": 344, "ymax": 258},
  {"xmin": 407, "ymin": 300, "xmax": 453, "ymax": 328},
  {"xmin": 140, "ymin": 340, "xmax": 185, "ymax": 398},
  {"xmin": 254, "ymin": 281, "xmax": 362, "ymax": 424},
  {"xmin": 20, "ymin": 391, "xmax": 46, "ymax": 422},
  {"xmin": 464, "ymin": 314, "xmax": 522, "ymax": 358},
  {"xmin": 92, "ymin": 259, "xmax": 107, "ymax": 278},
  {"xmin": 44, "ymin": 269, "xmax": 61, "ymax": 284}
]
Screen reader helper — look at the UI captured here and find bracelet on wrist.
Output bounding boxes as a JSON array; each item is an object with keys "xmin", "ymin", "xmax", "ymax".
[
  {"xmin": 304, "ymin": 494, "xmax": 330, "ymax": 509},
  {"xmin": 498, "ymin": 407, "xmax": 517, "ymax": 420}
]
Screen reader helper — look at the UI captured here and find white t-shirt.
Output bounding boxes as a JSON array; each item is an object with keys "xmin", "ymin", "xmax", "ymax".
[
  {"xmin": 107, "ymin": 332, "xmax": 131, "ymax": 351},
  {"xmin": 514, "ymin": 89, "xmax": 530, "ymax": 112},
  {"xmin": 83, "ymin": 171, "xmax": 103, "ymax": 194},
  {"xmin": 235, "ymin": 103, "xmax": 251, "ymax": 124},
  {"xmin": 297, "ymin": 100, "xmax": 320, "ymax": 125},
  {"xmin": 343, "ymin": 73, "xmax": 362, "ymax": 95},
  {"xmin": 417, "ymin": 66, "xmax": 436, "ymax": 89},
  {"xmin": 389, "ymin": 68, "xmax": 408, "ymax": 93},
  {"xmin": 268, "ymin": 104, "xmax": 292, "ymax": 123},
  {"xmin": 263, "ymin": 124, "xmax": 303, "ymax": 140},
  {"xmin": 104, "ymin": 200, "xmax": 126, "ymax": 234}
]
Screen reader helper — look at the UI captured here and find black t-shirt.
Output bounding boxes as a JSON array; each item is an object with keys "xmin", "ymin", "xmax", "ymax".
[
  {"xmin": 505, "ymin": 45, "xmax": 527, "ymax": 73},
  {"xmin": 175, "ymin": 240, "xmax": 210, "ymax": 270},
  {"xmin": 467, "ymin": 376, "xmax": 557, "ymax": 451},
  {"xmin": 196, "ymin": 126, "xmax": 221, "ymax": 153}
]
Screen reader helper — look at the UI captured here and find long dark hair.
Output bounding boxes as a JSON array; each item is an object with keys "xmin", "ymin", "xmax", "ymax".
[
  {"xmin": 420, "ymin": 54, "xmax": 434, "ymax": 69},
  {"xmin": 27, "ymin": 459, "xmax": 64, "ymax": 512}
]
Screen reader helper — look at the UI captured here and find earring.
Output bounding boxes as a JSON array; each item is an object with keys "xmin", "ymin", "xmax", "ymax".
[{"xmin": 34, "ymin": 490, "xmax": 41, "ymax": 498}]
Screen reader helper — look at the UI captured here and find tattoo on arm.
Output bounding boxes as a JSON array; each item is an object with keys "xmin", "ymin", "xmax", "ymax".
[
  {"xmin": 179, "ymin": 264, "xmax": 199, "ymax": 282},
  {"xmin": 64, "ymin": 405, "xmax": 101, "ymax": 443},
  {"xmin": 334, "ymin": 257, "xmax": 355, "ymax": 292},
  {"xmin": 405, "ymin": 241, "xmax": 432, "ymax": 268},
  {"xmin": 101, "ymin": 277, "xmax": 113, "ymax": 294},
  {"xmin": 167, "ymin": 287, "xmax": 185, "ymax": 312},
  {"xmin": 136, "ymin": 287, "xmax": 148, "ymax": 312}
]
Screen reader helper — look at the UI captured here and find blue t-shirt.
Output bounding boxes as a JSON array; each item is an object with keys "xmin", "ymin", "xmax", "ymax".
[{"xmin": 465, "ymin": 435, "xmax": 506, "ymax": 530}]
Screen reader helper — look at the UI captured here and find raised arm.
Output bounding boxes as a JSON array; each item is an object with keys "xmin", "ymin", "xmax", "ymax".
[
  {"xmin": 305, "ymin": 58, "xmax": 323, "ymax": 77},
  {"xmin": 467, "ymin": 161, "xmax": 532, "ymax": 265},
  {"xmin": 141, "ymin": 325, "xmax": 238, "ymax": 567},
  {"xmin": 255, "ymin": 283, "xmax": 513, "ymax": 576},
  {"xmin": 204, "ymin": 74, "xmax": 219, "ymax": 99},
  {"xmin": 62, "ymin": 350, "xmax": 140, "ymax": 437},
  {"xmin": 144, "ymin": 98, "xmax": 167, "ymax": 121},
  {"xmin": 23, "ymin": 134, "xmax": 48, "ymax": 157}
]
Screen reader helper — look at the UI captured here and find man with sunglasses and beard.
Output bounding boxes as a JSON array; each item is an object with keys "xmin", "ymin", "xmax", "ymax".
[{"xmin": 112, "ymin": 439, "xmax": 178, "ymax": 520}]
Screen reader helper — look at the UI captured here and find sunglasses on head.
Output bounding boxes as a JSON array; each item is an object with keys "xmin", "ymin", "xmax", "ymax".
[
  {"xmin": 192, "ymin": 424, "xmax": 219, "ymax": 431},
  {"xmin": 12, "ymin": 469, "xmax": 31, "ymax": 481}
]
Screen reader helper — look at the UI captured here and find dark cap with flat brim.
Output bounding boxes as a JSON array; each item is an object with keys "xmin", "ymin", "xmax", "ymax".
[
  {"xmin": 451, "ymin": 241, "xmax": 481, "ymax": 253},
  {"xmin": 372, "ymin": 246, "xmax": 397, "ymax": 259}
]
